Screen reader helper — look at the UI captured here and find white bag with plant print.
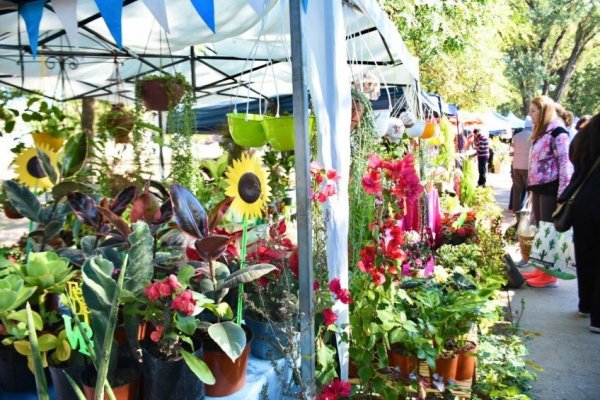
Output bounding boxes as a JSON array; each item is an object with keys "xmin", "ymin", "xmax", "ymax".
[{"xmin": 528, "ymin": 221, "xmax": 576, "ymax": 279}]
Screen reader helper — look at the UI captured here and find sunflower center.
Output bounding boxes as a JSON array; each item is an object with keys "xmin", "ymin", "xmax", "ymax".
[
  {"xmin": 26, "ymin": 156, "xmax": 47, "ymax": 179},
  {"xmin": 238, "ymin": 172, "xmax": 261, "ymax": 203}
]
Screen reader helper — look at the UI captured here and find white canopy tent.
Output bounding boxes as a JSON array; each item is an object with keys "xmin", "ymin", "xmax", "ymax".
[
  {"xmin": 0, "ymin": 0, "xmax": 420, "ymax": 390},
  {"xmin": 0, "ymin": 0, "xmax": 419, "ymax": 107}
]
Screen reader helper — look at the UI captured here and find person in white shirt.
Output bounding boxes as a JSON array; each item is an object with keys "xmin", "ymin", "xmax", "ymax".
[{"xmin": 511, "ymin": 116, "xmax": 533, "ymax": 215}]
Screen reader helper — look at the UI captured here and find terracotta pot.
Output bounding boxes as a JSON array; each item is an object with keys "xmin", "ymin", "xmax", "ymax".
[
  {"xmin": 3, "ymin": 201, "xmax": 23, "ymax": 219},
  {"xmin": 388, "ymin": 349, "xmax": 419, "ymax": 378},
  {"xmin": 430, "ymin": 354, "xmax": 459, "ymax": 383},
  {"xmin": 456, "ymin": 343, "xmax": 477, "ymax": 381},
  {"xmin": 104, "ymin": 104, "xmax": 135, "ymax": 143},
  {"xmin": 140, "ymin": 79, "xmax": 185, "ymax": 111},
  {"xmin": 81, "ymin": 365, "xmax": 140, "ymax": 400},
  {"xmin": 203, "ymin": 325, "xmax": 253, "ymax": 397}
]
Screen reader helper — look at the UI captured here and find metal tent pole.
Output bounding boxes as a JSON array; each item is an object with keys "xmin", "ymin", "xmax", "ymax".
[{"xmin": 289, "ymin": 0, "xmax": 315, "ymax": 397}]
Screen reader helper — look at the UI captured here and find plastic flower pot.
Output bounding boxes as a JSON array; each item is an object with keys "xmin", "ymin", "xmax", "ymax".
[
  {"xmin": 140, "ymin": 79, "xmax": 185, "ymax": 111},
  {"xmin": 421, "ymin": 121, "xmax": 439, "ymax": 139},
  {"xmin": 0, "ymin": 344, "xmax": 37, "ymax": 392},
  {"xmin": 455, "ymin": 342, "xmax": 477, "ymax": 381},
  {"xmin": 141, "ymin": 341, "xmax": 205, "ymax": 400},
  {"xmin": 429, "ymin": 353, "xmax": 459, "ymax": 383},
  {"xmin": 245, "ymin": 316, "xmax": 296, "ymax": 360},
  {"xmin": 262, "ymin": 115, "xmax": 316, "ymax": 151},
  {"xmin": 388, "ymin": 347, "xmax": 419, "ymax": 378},
  {"xmin": 81, "ymin": 362, "xmax": 140, "ymax": 400},
  {"xmin": 103, "ymin": 104, "xmax": 135, "ymax": 144},
  {"xmin": 227, "ymin": 113, "xmax": 268, "ymax": 148},
  {"xmin": 407, "ymin": 121, "xmax": 426, "ymax": 137},
  {"xmin": 202, "ymin": 325, "xmax": 253, "ymax": 397}
]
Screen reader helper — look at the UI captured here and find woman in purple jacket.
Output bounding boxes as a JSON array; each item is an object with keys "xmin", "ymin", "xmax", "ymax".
[{"xmin": 521, "ymin": 96, "xmax": 573, "ymax": 288}]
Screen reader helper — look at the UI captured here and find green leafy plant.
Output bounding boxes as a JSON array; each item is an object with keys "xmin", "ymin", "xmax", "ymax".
[
  {"xmin": 20, "ymin": 97, "xmax": 79, "ymax": 139},
  {"xmin": 16, "ymin": 251, "xmax": 74, "ymax": 294}
]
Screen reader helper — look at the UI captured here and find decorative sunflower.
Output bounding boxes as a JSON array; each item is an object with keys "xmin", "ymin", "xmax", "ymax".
[
  {"xmin": 13, "ymin": 145, "xmax": 58, "ymax": 191},
  {"xmin": 225, "ymin": 153, "xmax": 271, "ymax": 220}
]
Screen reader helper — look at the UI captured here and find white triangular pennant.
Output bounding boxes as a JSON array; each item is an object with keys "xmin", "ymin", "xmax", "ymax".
[
  {"xmin": 51, "ymin": 0, "xmax": 79, "ymax": 47},
  {"xmin": 142, "ymin": 0, "xmax": 169, "ymax": 33},
  {"xmin": 247, "ymin": 0, "xmax": 268, "ymax": 17}
]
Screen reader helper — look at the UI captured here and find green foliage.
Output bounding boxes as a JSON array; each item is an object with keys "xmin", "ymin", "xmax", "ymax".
[
  {"xmin": 459, "ymin": 157, "xmax": 477, "ymax": 206},
  {"xmin": 563, "ymin": 61, "xmax": 600, "ymax": 116},
  {"xmin": 20, "ymin": 97, "xmax": 78, "ymax": 139},
  {"xmin": 0, "ymin": 274, "xmax": 37, "ymax": 316},
  {"xmin": 17, "ymin": 251, "xmax": 74, "ymax": 294},
  {"xmin": 472, "ymin": 329, "xmax": 536, "ymax": 399},
  {"xmin": 25, "ymin": 303, "xmax": 50, "ymax": 400}
]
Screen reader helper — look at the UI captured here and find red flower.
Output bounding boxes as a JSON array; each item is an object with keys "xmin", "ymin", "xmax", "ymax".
[
  {"xmin": 157, "ymin": 281, "xmax": 172, "ymax": 297},
  {"xmin": 172, "ymin": 290, "xmax": 196, "ymax": 316},
  {"xmin": 313, "ymin": 280, "xmax": 320, "ymax": 291},
  {"xmin": 326, "ymin": 169, "xmax": 340, "ymax": 181},
  {"xmin": 167, "ymin": 274, "xmax": 181, "ymax": 291},
  {"xmin": 150, "ymin": 325, "xmax": 164, "ymax": 343},
  {"xmin": 289, "ymin": 250, "xmax": 299, "ymax": 278},
  {"xmin": 316, "ymin": 192, "xmax": 328, "ymax": 203},
  {"xmin": 371, "ymin": 269, "xmax": 386, "ymax": 286},
  {"xmin": 315, "ymin": 173, "xmax": 324, "ymax": 185},
  {"xmin": 368, "ymin": 154, "xmax": 383, "ymax": 169},
  {"xmin": 318, "ymin": 378, "xmax": 351, "ymax": 399},
  {"xmin": 322, "ymin": 308, "xmax": 338, "ymax": 326},
  {"xmin": 144, "ymin": 283, "xmax": 161, "ymax": 302},
  {"xmin": 335, "ymin": 289, "xmax": 352, "ymax": 304},
  {"xmin": 361, "ymin": 170, "xmax": 383, "ymax": 195},
  {"xmin": 328, "ymin": 278, "xmax": 342, "ymax": 294},
  {"xmin": 322, "ymin": 184, "xmax": 337, "ymax": 198}
]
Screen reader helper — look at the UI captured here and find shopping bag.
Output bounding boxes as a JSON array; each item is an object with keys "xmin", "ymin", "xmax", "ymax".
[{"xmin": 528, "ymin": 221, "xmax": 576, "ymax": 279}]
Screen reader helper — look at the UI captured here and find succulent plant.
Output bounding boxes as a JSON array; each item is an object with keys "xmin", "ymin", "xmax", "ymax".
[
  {"xmin": 17, "ymin": 251, "xmax": 74, "ymax": 293},
  {"xmin": 0, "ymin": 274, "xmax": 37, "ymax": 315}
]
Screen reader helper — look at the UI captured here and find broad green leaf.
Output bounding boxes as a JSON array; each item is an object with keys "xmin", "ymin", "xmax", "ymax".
[
  {"xmin": 2, "ymin": 180, "xmax": 41, "ymax": 222},
  {"xmin": 7, "ymin": 309, "xmax": 43, "ymax": 331},
  {"xmin": 61, "ymin": 133, "xmax": 87, "ymax": 178},
  {"xmin": 220, "ymin": 264, "xmax": 276, "ymax": 289},
  {"xmin": 36, "ymin": 148, "xmax": 57, "ymax": 184},
  {"xmin": 123, "ymin": 222, "xmax": 153, "ymax": 296},
  {"xmin": 176, "ymin": 315, "xmax": 197, "ymax": 336},
  {"xmin": 26, "ymin": 303, "xmax": 49, "ymax": 399},
  {"xmin": 207, "ymin": 321, "xmax": 246, "ymax": 362},
  {"xmin": 52, "ymin": 181, "xmax": 95, "ymax": 202},
  {"xmin": 180, "ymin": 349, "xmax": 215, "ymax": 384},
  {"xmin": 63, "ymin": 371, "xmax": 87, "ymax": 400},
  {"xmin": 177, "ymin": 264, "xmax": 196, "ymax": 287}
]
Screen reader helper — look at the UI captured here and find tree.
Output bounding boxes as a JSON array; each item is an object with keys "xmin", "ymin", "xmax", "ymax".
[
  {"xmin": 382, "ymin": 0, "xmax": 515, "ymax": 110},
  {"xmin": 563, "ymin": 62, "xmax": 600, "ymax": 116},
  {"xmin": 503, "ymin": 0, "xmax": 600, "ymax": 114}
]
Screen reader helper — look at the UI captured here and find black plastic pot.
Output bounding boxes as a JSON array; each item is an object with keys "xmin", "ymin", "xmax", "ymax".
[
  {"xmin": 141, "ymin": 342, "xmax": 205, "ymax": 400},
  {"xmin": 49, "ymin": 364, "xmax": 86, "ymax": 400},
  {"xmin": 0, "ymin": 343, "xmax": 37, "ymax": 392}
]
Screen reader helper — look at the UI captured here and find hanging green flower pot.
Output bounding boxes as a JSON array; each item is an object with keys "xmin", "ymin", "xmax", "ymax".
[
  {"xmin": 262, "ymin": 115, "xmax": 316, "ymax": 152},
  {"xmin": 226, "ymin": 113, "xmax": 268, "ymax": 148}
]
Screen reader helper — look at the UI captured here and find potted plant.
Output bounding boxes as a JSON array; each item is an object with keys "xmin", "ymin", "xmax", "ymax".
[
  {"xmin": 97, "ymin": 104, "xmax": 136, "ymax": 144},
  {"xmin": 20, "ymin": 97, "xmax": 78, "ymax": 151},
  {"xmin": 244, "ymin": 220, "xmax": 299, "ymax": 360},
  {"xmin": 226, "ymin": 112, "xmax": 268, "ymax": 148},
  {"xmin": 137, "ymin": 72, "xmax": 190, "ymax": 111},
  {"xmin": 136, "ymin": 271, "xmax": 215, "ymax": 400},
  {"xmin": 169, "ymin": 183, "xmax": 276, "ymax": 397}
]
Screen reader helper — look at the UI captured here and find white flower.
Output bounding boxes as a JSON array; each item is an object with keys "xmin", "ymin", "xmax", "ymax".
[
  {"xmin": 453, "ymin": 266, "xmax": 466, "ymax": 275},
  {"xmin": 433, "ymin": 265, "xmax": 449, "ymax": 284}
]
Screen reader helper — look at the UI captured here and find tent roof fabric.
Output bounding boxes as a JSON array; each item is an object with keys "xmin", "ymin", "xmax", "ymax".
[
  {"xmin": 0, "ymin": 0, "xmax": 420, "ymax": 107},
  {"xmin": 505, "ymin": 111, "xmax": 525, "ymax": 129}
]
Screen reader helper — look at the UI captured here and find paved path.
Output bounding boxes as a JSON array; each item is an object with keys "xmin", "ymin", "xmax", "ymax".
[{"xmin": 489, "ymin": 172, "xmax": 600, "ymax": 400}]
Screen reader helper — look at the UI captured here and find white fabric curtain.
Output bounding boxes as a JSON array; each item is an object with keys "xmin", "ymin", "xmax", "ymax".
[{"xmin": 306, "ymin": 0, "xmax": 351, "ymax": 380}]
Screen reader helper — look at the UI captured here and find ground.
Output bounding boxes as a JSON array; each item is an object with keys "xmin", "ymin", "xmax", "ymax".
[{"xmin": 490, "ymin": 172, "xmax": 600, "ymax": 400}]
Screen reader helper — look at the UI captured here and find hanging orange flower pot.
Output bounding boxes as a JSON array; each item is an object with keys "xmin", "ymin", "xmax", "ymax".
[{"xmin": 421, "ymin": 121, "xmax": 439, "ymax": 139}]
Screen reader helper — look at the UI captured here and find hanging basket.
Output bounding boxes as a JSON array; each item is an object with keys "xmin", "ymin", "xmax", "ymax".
[
  {"xmin": 140, "ymin": 79, "xmax": 185, "ymax": 111},
  {"xmin": 407, "ymin": 120, "xmax": 426, "ymax": 138},
  {"xmin": 421, "ymin": 121, "xmax": 439, "ymax": 139},
  {"xmin": 350, "ymin": 97, "xmax": 365, "ymax": 131},
  {"xmin": 262, "ymin": 115, "xmax": 316, "ymax": 152},
  {"xmin": 227, "ymin": 113, "xmax": 268, "ymax": 148},
  {"xmin": 32, "ymin": 131, "xmax": 64, "ymax": 151},
  {"xmin": 102, "ymin": 104, "xmax": 135, "ymax": 144}
]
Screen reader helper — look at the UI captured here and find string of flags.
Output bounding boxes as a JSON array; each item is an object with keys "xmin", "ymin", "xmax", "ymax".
[{"xmin": 18, "ymin": 0, "xmax": 309, "ymax": 58}]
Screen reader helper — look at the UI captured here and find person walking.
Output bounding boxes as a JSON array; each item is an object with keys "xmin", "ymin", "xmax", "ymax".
[
  {"xmin": 511, "ymin": 116, "xmax": 533, "ymax": 216},
  {"xmin": 558, "ymin": 113, "xmax": 600, "ymax": 333},
  {"xmin": 473, "ymin": 128, "xmax": 489, "ymax": 186},
  {"xmin": 522, "ymin": 96, "xmax": 573, "ymax": 288}
]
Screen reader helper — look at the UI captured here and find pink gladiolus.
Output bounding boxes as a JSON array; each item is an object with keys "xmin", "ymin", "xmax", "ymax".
[
  {"xmin": 367, "ymin": 154, "xmax": 383, "ymax": 169},
  {"xmin": 335, "ymin": 289, "xmax": 352, "ymax": 304},
  {"xmin": 326, "ymin": 169, "xmax": 340, "ymax": 181}
]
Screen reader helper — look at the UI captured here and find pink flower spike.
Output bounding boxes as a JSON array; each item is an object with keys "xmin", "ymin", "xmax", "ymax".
[
  {"xmin": 424, "ymin": 256, "xmax": 435, "ymax": 277},
  {"xmin": 328, "ymin": 278, "xmax": 341, "ymax": 294},
  {"xmin": 336, "ymin": 288, "xmax": 352, "ymax": 304},
  {"xmin": 322, "ymin": 308, "xmax": 338, "ymax": 326},
  {"xmin": 167, "ymin": 274, "xmax": 182, "ymax": 291},
  {"xmin": 310, "ymin": 161, "xmax": 323, "ymax": 172}
]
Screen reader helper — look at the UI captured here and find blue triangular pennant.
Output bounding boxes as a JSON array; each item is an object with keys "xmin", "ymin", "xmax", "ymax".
[
  {"xmin": 19, "ymin": 0, "xmax": 46, "ymax": 59},
  {"xmin": 302, "ymin": 0, "xmax": 308, "ymax": 13},
  {"xmin": 93, "ymin": 0, "xmax": 123, "ymax": 48},
  {"xmin": 190, "ymin": 0, "xmax": 215, "ymax": 33}
]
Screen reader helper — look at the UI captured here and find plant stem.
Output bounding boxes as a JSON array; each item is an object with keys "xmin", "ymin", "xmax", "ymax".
[
  {"xmin": 26, "ymin": 302, "xmax": 49, "ymax": 400},
  {"xmin": 236, "ymin": 216, "xmax": 249, "ymax": 326},
  {"xmin": 94, "ymin": 255, "xmax": 129, "ymax": 400}
]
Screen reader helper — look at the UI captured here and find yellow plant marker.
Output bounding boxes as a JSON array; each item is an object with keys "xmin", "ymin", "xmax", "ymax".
[{"xmin": 66, "ymin": 281, "xmax": 90, "ymax": 325}]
